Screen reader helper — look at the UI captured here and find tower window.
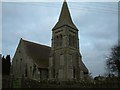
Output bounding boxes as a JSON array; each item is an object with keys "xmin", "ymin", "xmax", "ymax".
[
  {"xmin": 55, "ymin": 34, "xmax": 62, "ymax": 47},
  {"xmin": 73, "ymin": 66, "xmax": 75, "ymax": 78},
  {"xmin": 56, "ymin": 36, "xmax": 59, "ymax": 46},
  {"xmin": 60, "ymin": 34, "xmax": 63, "ymax": 46},
  {"xmin": 69, "ymin": 34, "xmax": 76, "ymax": 47},
  {"xmin": 69, "ymin": 35, "xmax": 72, "ymax": 46},
  {"xmin": 54, "ymin": 36, "xmax": 56, "ymax": 47},
  {"xmin": 73, "ymin": 36, "xmax": 76, "ymax": 47},
  {"xmin": 71, "ymin": 36, "xmax": 73, "ymax": 46}
]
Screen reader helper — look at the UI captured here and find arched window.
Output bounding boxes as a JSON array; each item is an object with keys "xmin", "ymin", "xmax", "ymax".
[
  {"xmin": 73, "ymin": 36, "xmax": 75, "ymax": 47},
  {"xmin": 16, "ymin": 59, "xmax": 18, "ymax": 69},
  {"xmin": 71, "ymin": 35, "xmax": 74, "ymax": 46},
  {"xmin": 69, "ymin": 35, "xmax": 76, "ymax": 47},
  {"xmin": 33, "ymin": 64, "xmax": 36, "ymax": 76},
  {"xmin": 56, "ymin": 35, "xmax": 59, "ymax": 46},
  {"xmin": 20, "ymin": 58, "xmax": 22, "ymax": 74},
  {"xmin": 25, "ymin": 64, "xmax": 27, "ymax": 77},
  {"xmin": 30, "ymin": 66, "xmax": 32, "ymax": 75},
  {"xmin": 60, "ymin": 34, "xmax": 62, "ymax": 46},
  {"xmin": 53, "ymin": 68, "xmax": 55, "ymax": 78},
  {"xmin": 69, "ymin": 35, "xmax": 71, "ymax": 46},
  {"xmin": 54, "ymin": 36, "xmax": 56, "ymax": 47},
  {"xmin": 73, "ymin": 66, "xmax": 75, "ymax": 78}
]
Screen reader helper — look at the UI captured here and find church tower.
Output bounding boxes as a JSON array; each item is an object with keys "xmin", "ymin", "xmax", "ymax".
[{"xmin": 49, "ymin": 0, "xmax": 88, "ymax": 81}]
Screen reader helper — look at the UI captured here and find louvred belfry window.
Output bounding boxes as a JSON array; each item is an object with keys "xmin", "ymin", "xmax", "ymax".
[{"xmin": 60, "ymin": 34, "xmax": 63, "ymax": 46}]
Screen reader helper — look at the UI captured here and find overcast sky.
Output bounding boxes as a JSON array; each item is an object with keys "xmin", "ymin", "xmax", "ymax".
[
  {"xmin": 1, "ymin": 1, "xmax": 118, "ymax": 77},
  {"xmin": 1, "ymin": 0, "xmax": 120, "ymax": 2}
]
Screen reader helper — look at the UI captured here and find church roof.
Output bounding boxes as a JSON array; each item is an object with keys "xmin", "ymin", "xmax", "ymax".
[
  {"xmin": 79, "ymin": 59, "xmax": 89, "ymax": 73},
  {"xmin": 21, "ymin": 39, "xmax": 51, "ymax": 68},
  {"xmin": 52, "ymin": 1, "xmax": 78, "ymax": 30},
  {"xmin": 19, "ymin": 39, "xmax": 88, "ymax": 73}
]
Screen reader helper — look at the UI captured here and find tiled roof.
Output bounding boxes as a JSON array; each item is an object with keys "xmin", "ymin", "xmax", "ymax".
[
  {"xmin": 22, "ymin": 39, "xmax": 51, "ymax": 68},
  {"xmin": 20, "ymin": 39, "xmax": 88, "ymax": 73},
  {"xmin": 79, "ymin": 59, "xmax": 89, "ymax": 73}
]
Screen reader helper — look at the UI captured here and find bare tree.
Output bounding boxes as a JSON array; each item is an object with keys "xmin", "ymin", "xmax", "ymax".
[{"xmin": 106, "ymin": 44, "xmax": 120, "ymax": 77}]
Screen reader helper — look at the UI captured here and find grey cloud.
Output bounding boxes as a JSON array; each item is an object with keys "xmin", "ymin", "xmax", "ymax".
[{"xmin": 2, "ymin": 2, "xmax": 118, "ymax": 77}]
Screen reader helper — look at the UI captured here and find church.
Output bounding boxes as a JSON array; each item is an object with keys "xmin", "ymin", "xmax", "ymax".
[{"xmin": 12, "ymin": 0, "xmax": 89, "ymax": 81}]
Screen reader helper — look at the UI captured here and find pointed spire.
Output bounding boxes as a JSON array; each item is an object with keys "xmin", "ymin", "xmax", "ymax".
[
  {"xmin": 53, "ymin": 0, "xmax": 78, "ymax": 30},
  {"xmin": 64, "ymin": 0, "xmax": 66, "ymax": 2},
  {"xmin": 58, "ymin": 0, "xmax": 71, "ymax": 21}
]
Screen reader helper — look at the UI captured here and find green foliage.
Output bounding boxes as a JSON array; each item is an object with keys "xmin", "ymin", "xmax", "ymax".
[
  {"xmin": 2, "ymin": 55, "xmax": 11, "ymax": 75},
  {"xmin": 19, "ymin": 78, "xmax": 120, "ymax": 88},
  {"xmin": 13, "ymin": 78, "xmax": 21, "ymax": 88}
]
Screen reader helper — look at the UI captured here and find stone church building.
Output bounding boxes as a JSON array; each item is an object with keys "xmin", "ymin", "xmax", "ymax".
[{"xmin": 12, "ymin": 1, "xmax": 89, "ymax": 81}]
